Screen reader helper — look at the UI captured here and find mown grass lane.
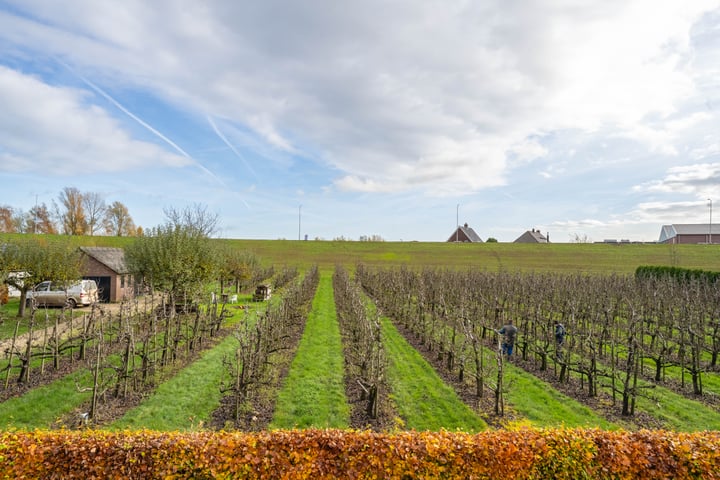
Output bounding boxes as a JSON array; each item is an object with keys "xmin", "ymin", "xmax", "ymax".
[
  {"xmin": 381, "ymin": 316, "xmax": 487, "ymax": 432},
  {"xmin": 270, "ymin": 274, "xmax": 350, "ymax": 429}
]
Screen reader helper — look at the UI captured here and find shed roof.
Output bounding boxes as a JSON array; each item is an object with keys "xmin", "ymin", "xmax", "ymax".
[
  {"xmin": 447, "ymin": 223, "xmax": 482, "ymax": 243},
  {"xmin": 514, "ymin": 229, "xmax": 548, "ymax": 243},
  {"xmin": 659, "ymin": 224, "xmax": 720, "ymax": 242},
  {"xmin": 79, "ymin": 246, "xmax": 128, "ymax": 274}
]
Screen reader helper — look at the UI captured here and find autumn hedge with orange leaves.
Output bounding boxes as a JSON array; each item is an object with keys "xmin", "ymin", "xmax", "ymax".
[{"xmin": 1, "ymin": 428, "xmax": 718, "ymax": 479}]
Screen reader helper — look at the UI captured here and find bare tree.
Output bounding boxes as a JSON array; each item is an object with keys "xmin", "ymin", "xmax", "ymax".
[
  {"xmin": 56, "ymin": 187, "xmax": 87, "ymax": 235},
  {"xmin": 104, "ymin": 201, "xmax": 136, "ymax": 236},
  {"xmin": 571, "ymin": 233, "xmax": 591, "ymax": 243},
  {"xmin": 83, "ymin": 192, "xmax": 107, "ymax": 236},
  {"xmin": 29, "ymin": 203, "xmax": 57, "ymax": 234},
  {"xmin": 163, "ymin": 203, "xmax": 219, "ymax": 237},
  {"xmin": 334, "ymin": 266, "xmax": 386, "ymax": 421}
]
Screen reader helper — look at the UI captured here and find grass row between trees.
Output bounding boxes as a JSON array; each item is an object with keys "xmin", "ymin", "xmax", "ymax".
[
  {"xmin": 270, "ymin": 274, "xmax": 350, "ymax": 429},
  {"xmin": 380, "ymin": 314, "xmax": 487, "ymax": 432},
  {"xmin": 110, "ymin": 328, "xmax": 241, "ymax": 431},
  {"xmin": 0, "ymin": 297, "xmax": 254, "ymax": 430}
]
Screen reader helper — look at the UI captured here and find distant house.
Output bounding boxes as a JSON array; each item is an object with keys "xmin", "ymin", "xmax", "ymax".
[
  {"xmin": 659, "ymin": 224, "xmax": 720, "ymax": 244},
  {"xmin": 514, "ymin": 229, "xmax": 549, "ymax": 244},
  {"xmin": 79, "ymin": 247, "xmax": 134, "ymax": 302},
  {"xmin": 447, "ymin": 223, "xmax": 483, "ymax": 243}
]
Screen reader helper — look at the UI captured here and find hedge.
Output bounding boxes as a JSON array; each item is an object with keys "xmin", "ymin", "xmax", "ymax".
[
  {"xmin": 1, "ymin": 428, "xmax": 719, "ymax": 479},
  {"xmin": 635, "ymin": 265, "xmax": 720, "ymax": 284}
]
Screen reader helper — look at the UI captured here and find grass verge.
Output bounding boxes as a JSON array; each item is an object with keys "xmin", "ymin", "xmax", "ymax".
[
  {"xmin": 598, "ymin": 372, "xmax": 720, "ymax": 431},
  {"xmin": 0, "ymin": 368, "xmax": 93, "ymax": 429},
  {"xmin": 539, "ymin": 347, "xmax": 720, "ymax": 431},
  {"xmin": 381, "ymin": 316, "xmax": 487, "ymax": 432},
  {"xmin": 109, "ymin": 334, "xmax": 239, "ymax": 431},
  {"xmin": 503, "ymin": 364, "xmax": 619, "ymax": 429},
  {"xmin": 270, "ymin": 274, "xmax": 350, "ymax": 429},
  {"xmin": 109, "ymin": 303, "xmax": 257, "ymax": 431}
]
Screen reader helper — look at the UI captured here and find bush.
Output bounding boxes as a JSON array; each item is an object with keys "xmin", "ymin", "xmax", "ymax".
[
  {"xmin": 1, "ymin": 428, "xmax": 719, "ymax": 479},
  {"xmin": 635, "ymin": 265, "xmax": 720, "ymax": 283}
]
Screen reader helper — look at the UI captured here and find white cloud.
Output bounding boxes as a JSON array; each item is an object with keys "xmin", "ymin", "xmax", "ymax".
[
  {"xmin": 2, "ymin": 1, "xmax": 717, "ymax": 194},
  {"xmin": 0, "ymin": 65, "xmax": 191, "ymax": 175},
  {"xmin": 335, "ymin": 175, "xmax": 392, "ymax": 193},
  {"xmin": 635, "ymin": 163, "xmax": 720, "ymax": 196},
  {"xmin": 690, "ymin": 143, "xmax": 720, "ymax": 160},
  {"xmin": 1, "ymin": 1, "xmax": 720, "ymax": 242},
  {"xmin": 633, "ymin": 200, "xmax": 709, "ymax": 219}
]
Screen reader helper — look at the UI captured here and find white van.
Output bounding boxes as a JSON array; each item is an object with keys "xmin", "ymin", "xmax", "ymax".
[{"xmin": 26, "ymin": 280, "xmax": 99, "ymax": 308}]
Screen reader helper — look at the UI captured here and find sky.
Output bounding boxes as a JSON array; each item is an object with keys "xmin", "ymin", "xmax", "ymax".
[{"xmin": 1, "ymin": 1, "xmax": 720, "ymax": 243}]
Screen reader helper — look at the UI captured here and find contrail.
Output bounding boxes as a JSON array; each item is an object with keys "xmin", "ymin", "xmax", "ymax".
[
  {"xmin": 207, "ymin": 116, "xmax": 258, "ymax": 179},
  {"xmin": 57, "ymin": 59, "xmax": 224, "ymax": 185}
]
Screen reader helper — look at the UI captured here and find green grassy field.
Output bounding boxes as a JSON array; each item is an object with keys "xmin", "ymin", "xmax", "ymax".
[
  {"xmin": 2, "ymin": 233, "xmax": 718, "ymax": 273},
  {"xmin": 205, "ymin": 240, "xmax": 720, "ymax": 273}
]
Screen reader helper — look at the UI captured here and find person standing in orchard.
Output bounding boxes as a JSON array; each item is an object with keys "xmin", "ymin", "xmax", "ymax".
[
  {"xmin": 554, "ymin": 321, "xmax": 566, "ymax": 346},
  {"xmin": 496, "ymin": 320, "xmax": 518, "ymax": 358}
]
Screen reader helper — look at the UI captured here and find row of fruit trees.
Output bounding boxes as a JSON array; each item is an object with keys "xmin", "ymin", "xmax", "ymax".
[{"xmin": 357, "ymin": 264, "xmax": 720, "ymax": 418}]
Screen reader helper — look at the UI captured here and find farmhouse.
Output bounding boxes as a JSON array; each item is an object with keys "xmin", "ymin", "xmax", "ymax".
[
  {"xmin": 514, "ymin": 229, "xmax": 549, "ymax": 243},
  {"xmin": 447, "ymin": 223, "xmax": 483, "ymax": 243},
  {"xmin": 79, "ymin": 246, "xmax": 134, "ymax": 302},
  {"xmin": 658, "ymin": 224, "xmax": 720, "ymax": 244}
]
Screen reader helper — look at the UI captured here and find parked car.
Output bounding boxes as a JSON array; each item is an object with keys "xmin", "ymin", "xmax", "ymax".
[{"xmin": 26, "ymin": 280, "xmax": 99, "ymax": 308}]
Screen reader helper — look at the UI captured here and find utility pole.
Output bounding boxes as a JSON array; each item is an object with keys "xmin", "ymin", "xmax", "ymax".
[
  {"xmin": 298, "ymin": 205, "xmax": 302, "ymax": 241},
  {"xmin": 709, "ymin": 199, "xmax": 713, "ymax": 244},
  {"xmin": 456, "ymin": 204, "xmax": 459, "ymax": 242}
]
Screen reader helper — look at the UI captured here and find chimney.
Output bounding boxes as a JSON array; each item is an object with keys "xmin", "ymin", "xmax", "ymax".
[{"xmin": 464, "ymin": 223, "xmax": 468, "ymax": 228}]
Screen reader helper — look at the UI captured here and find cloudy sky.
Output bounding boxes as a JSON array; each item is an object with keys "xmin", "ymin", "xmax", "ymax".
[{"xmin": 1, "ymin": 1, "xmax": 719, "ymax": 242}]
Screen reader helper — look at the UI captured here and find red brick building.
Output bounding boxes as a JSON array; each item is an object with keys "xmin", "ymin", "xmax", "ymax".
[
  {"xmin": 659, "ymin": 224, "xmax": 720, "ymax": 244},
  {"xmin": 447, "ymin": 223, "xmax": 483, "ymax": 243},
  {"xmin": 79, "ymin": 247, "xmax": 134, "ymax": 302}
]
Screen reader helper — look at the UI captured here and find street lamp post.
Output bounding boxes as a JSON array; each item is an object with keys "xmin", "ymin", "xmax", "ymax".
[
  {"xmin": 709, "ymin": 199, "xmax": 713, "ymax": 244},
  {"xmin": 33, "ymin": 194, "xmax": 38, "ymax": 234},
  {"xmin": 456, "ymin": 204, "xmax": 459, "ymax": 242}
]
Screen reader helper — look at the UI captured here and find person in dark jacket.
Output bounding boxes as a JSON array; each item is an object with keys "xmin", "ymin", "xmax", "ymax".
[
  {"xmin": 497, "ymin": 320, "xmax": 518, "ymax": 357},
  {"xmin": 554, "ymin": 321, "xmax": 566, "ymax": 346}
]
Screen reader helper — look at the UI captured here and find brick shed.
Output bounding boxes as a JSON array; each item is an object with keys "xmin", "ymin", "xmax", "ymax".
[{"xmin": 79, "ymin": 246, "xmax": 134, "ymax": 303}]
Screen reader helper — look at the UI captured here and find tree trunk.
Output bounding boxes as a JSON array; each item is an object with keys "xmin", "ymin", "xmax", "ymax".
[{"xmin": 494, "ymin": 340, "xmax": 504, "ymax": 416}]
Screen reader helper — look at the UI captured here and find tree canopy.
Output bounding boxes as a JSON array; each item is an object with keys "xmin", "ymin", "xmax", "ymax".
[
  {"xmin": 125, "ymin": 222, "xmax": 218, "ymax": 302},
  {"xmin": 0, "ymin": 237, "xmax": 81, "ymax": 316}
]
